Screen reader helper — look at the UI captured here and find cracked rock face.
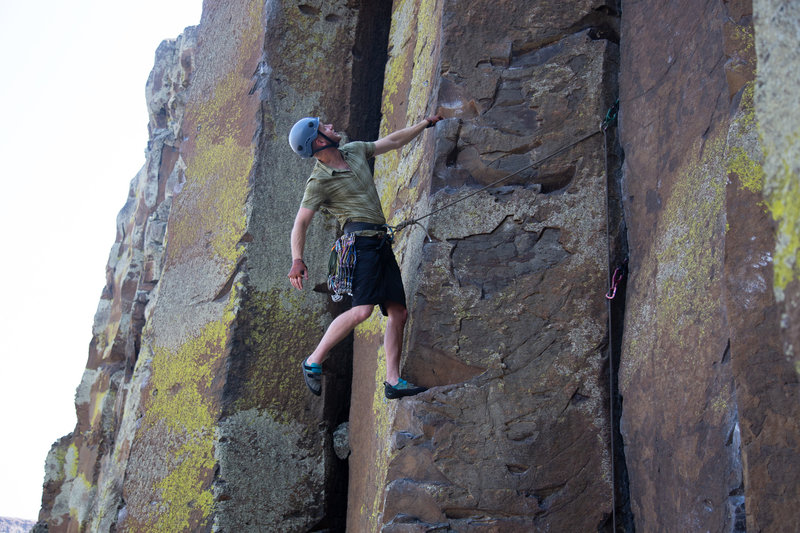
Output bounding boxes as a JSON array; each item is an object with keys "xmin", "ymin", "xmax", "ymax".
[
  {"xmin": 37, "ymin": 0, "xmax": 800, "ymax": 532},
  {"xmin": 35, "ymin": 28, "xmax": 197, "ymax": 533},
  {"xmin": 620, "ymin": 1, "xmax": 800, "ymax": 531},
  {"xmin": 347, "ymin": 1, "xmax": 621, "ymax": 531}
]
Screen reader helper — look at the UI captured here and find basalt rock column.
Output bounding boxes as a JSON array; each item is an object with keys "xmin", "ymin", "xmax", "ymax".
[
  {"xmin": 217, "ymin": 0, "xmax": 391, "ymax": 530},
  {"xmin": 348, "ymin": 0, "xmax": 623, "ymax": 530},
  {"xmin": 619, "ymin": 0, "xmax": 800, "ymax": 530},
  {"xmin": 34, "ymin": 28, "xmax": 197, "ymax": 533},
  {"xmin": 109, "ymin": 1, "xmax": 264, "ymax": 530}
]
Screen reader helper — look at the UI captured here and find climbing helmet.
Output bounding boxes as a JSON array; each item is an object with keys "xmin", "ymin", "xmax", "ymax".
[{"xmin": 288, "ymin": 117, "xmax": 320, "ymax": 158}]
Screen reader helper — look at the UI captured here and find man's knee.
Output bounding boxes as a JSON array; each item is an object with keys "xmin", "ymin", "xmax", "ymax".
[
  {"xmin": 350, "ymin": 305, "xmax": 374, "ymax": 323},
  {"xmin": 387, "ymin": 303, "xmax": 408, "ymax": 324}
]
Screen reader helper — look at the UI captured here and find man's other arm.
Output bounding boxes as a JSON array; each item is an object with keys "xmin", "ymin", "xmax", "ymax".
[{"xmin": 288, "ymin": 207, "xmax": 315, "ymax": 290}]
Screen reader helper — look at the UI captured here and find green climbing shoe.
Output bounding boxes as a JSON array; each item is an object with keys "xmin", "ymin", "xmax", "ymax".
[{"xmin": 384, "ymin": 378, "xmax": 427, "ymax": 400}]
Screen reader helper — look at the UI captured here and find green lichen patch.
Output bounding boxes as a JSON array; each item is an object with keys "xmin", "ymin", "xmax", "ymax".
[
  {"xmin": 226, "ymin": 287, "xmax": 323, "ymax": 421},
  {"xmin": 139, "ymin": 289, "xmax": 238, "ymax": 531},
  {"xmin": 362, "ymin": 340, "xmax": 395, "ymax": 531},
  {"xmin": 764, "ymin": 144, "xmax": 800, "ymax": 298},
  {"xmin": 727, "ymin": 146, "xmax": 765, "ymax": 194},
  {"xmin": 375, "ymin": 0, "xmax": 441, "ymax": 223},
  {"xmin": 47, "ymin": 444, "xmax": 69, "ymax": 483},
  {"xmin": 621, "ymin": 134, "xmax": 729, "ymax": 389},
  {"xmin": 166, "ymin": 0, "xmax": 263, "ymax": 271},
  {"xmin": 65, "ymin": 443, "xmax": 79, "ymax": 479},
  {"xmin": 655, "ymin": 136, "xmax": 727, "ymax": 349},
  {"xmin": 726, "ymin": 82, "xmax": 765, "ymax": 196},
  {"xmin": 67, "ymin": 473, "xmax": 97, "ymax": 527},
  {"xmin": 381, "ymin": 0, "xmax": 417, "ymax": 122}
]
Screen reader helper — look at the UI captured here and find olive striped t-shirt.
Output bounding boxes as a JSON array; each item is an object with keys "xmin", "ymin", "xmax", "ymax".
[{"xmin": 300, "ymin": 141, "xmax": 386, "ymax": 228}]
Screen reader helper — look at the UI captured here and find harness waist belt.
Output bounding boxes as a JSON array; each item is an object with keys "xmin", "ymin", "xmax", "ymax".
[{"xmin": 343, "ymin": 221, "xmax": 386, "ymax": 234}]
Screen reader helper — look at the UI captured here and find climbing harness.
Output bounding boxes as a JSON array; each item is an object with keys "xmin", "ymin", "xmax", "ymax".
[{"xmin": 327, "ymin": 222, "xmax": 397, "ymax": 301}]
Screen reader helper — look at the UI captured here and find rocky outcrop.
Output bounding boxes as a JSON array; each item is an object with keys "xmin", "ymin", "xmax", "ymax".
[
  {"xmin": 36, "ymin": 0, "xmax": 800, "ymax": 531},
  {"xmin": 35, "ymin": 27, "xmax": 197, "ymax": 532},
  {"xmin": 36, "ymin": 1, "xmax": 388, "ymax": 531},
  {"xmin": 619, "ymin": 0, "xmax": 800, "ymax": 531},
  {"xmin": 347, "ymin": 1, "xmax": 622, "ymax": 531},
  {"xmin": 0, "ymin": 517, "xmax": 36, "ymax": 533}
]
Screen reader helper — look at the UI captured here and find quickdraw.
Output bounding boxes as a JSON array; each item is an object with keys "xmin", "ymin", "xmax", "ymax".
[
  {"xmin": 327, "ymin": 233, "xmax": 357, "ymax": 301},
  {"xmin": 606, "ymin": 265, "xmax": 625, "ymax": 300},
  {"xmin": 601, "ymin": 98, "xmax": 619, "ymax": 132}
]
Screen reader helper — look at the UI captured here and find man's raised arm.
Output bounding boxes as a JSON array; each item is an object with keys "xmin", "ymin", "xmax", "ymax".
[{"xmin": 373, "ymin": 115, "xmax": 443, "ymax": 156}]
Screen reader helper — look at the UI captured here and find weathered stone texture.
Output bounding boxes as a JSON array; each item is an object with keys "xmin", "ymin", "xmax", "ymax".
[
  {"xmin": 223, "ymin": 1, "xmax": 392, "ymax": 530},
  {"xmin": 347, "ymin": 0, "xmax": 621, "ymax": 530},
  {"xmin": 754, "ymin": 0, "xmax": 800, "ymax": 378},
  {"xmin": 37, "ymin": 0, "xmax": 800, "ymax": 532},
  {"xmin": 35, "ymin": 27, "xmax": 197, "ymax": 533},
  {"xmin": 620, "ymin": 0, "xmax": 800, "ymax": 531}
]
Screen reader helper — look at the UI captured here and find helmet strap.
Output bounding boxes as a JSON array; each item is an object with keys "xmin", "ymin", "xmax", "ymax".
[{"xmin": 312, "ymin": 131, "xmax": 340, "ymax": 155}]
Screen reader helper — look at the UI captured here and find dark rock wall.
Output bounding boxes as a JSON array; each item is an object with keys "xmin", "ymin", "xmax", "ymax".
[
  {"xmin": 348, "ymin": 0, "xmax": 623, "ymax": 530},
  {"xmin": 619, "ymin": 0, "xmax": 800, "ymax": 531},
  {"xmin": 35, "ymin": 0, "xmax": 800, "ymax": 531}
]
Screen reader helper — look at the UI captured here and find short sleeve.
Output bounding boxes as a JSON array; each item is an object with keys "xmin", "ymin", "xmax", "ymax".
[
  {"xmin": 344, "ymin": 141, "xmax": 375, "ymax": 160},
  {"xmin": 300, "ymin": 178, "xmax": 326, "ymax": 212}
]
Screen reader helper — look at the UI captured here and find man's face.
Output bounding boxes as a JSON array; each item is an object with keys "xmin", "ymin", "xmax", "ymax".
[{"xmin": 318, "ymin": 122, "xmax": 342, "ymax": 144}]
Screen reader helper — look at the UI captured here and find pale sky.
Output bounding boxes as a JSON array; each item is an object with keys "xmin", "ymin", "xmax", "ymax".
[{"xmin": 0, "ymin": 0, "xmax": 202, "ymax": 520}]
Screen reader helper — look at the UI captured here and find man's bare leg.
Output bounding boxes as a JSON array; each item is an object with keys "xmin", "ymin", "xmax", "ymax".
[
  {"xmin": 384, "ymin": 301, "xmax": 408, "ymax": 386},
  {"xmin": 306, "ymin": 304, "xmax": 374, "ymax": 365}
]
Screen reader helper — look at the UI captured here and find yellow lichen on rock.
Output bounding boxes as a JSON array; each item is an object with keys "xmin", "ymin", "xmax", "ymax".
[
  {"xmin": 764, "ymin": 142, "xmax": 800, "ymax": 299},
  {"xmin": 167, "ymin": 0, "xmax": 263, "ymax": 271},
  {"xmin": 141, "ymin": 288, "xmax": 238, "ymax": 531},
  {"xmin": 655, "ymin": 136, "xmax": 727, "ymax": 350}
]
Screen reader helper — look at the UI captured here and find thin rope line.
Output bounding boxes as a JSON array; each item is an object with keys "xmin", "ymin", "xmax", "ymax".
[
  {"xmin": 392, "ymin": 130, "xmax": 602, "ymax": 232},
  {"xmin": 603, "ymin": 126, "xmax": 618, "ymax": 532}
]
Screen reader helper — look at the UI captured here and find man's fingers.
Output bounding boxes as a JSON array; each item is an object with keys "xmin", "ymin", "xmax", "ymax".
[{"xmin": 288, "ymin": 260, "xmax": 309, "ymax": 290}]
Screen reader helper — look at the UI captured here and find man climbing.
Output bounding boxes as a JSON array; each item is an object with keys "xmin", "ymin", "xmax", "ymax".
[{"xmin": 287, "ymin": 115, "xmax": 442, "ymax": 399}]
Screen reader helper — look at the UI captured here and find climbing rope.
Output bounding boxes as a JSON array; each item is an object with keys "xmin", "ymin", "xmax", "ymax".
[
  {"xmin": 389, "ymin": 129, "xmax": 604, "ymax": 238},
  {"xmin": 386, "ymin": 103, "xmax": 626, "ymax": 527},
  {"xmin": 602, "ymin": 98, "xmax": 624, "ymax": 533}
]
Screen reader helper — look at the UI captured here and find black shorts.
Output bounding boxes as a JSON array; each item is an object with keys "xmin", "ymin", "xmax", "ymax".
[{"xmin": 350, "ymin": 235, "xmax": 407, "ymax": 316}]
